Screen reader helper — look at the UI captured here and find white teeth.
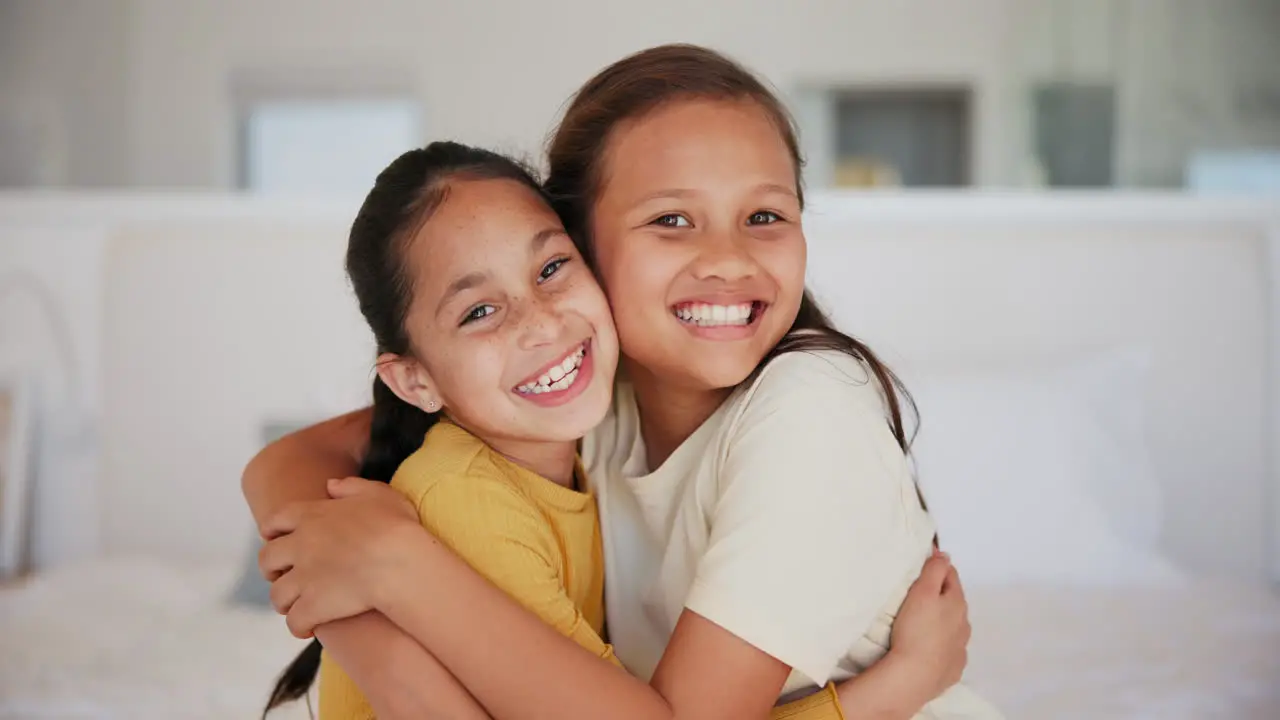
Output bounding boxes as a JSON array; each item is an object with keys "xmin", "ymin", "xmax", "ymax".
[
  {"xmin": 672, "ymin": 303, "xmax": 754, "ymax": 327},
  {"xmin": 515, "ymin": 343, "xmax": 588, "ymax": 395}
]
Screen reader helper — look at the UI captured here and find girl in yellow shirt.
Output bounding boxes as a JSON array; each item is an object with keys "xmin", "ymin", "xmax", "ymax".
[{"xmin": 266, "ymin": 141, "xmax": 623, "ymax": 718}]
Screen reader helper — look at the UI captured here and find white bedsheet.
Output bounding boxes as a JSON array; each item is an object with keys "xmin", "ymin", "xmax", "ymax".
[
  {"xmin": 0, "ymin": 557, "xmax": 313, "ymax": 720},
  {"xmin": 3, "ymin": 558, "xmax": 1278, "ymax": 719},
  {"xmin": 965, "ymin": 581, "xmax": 1280, "ymax": 719}
]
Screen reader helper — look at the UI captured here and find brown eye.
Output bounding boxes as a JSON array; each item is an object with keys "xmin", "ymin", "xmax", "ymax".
[
  {"xmin": 748, "ymin": 210, "xmax": 780, "ymax": 225},
  {"xmin": 652, "ymin": 214, "xmax": 691, "ymax": 228},
  {"xmin": 539, "ymin": 257, "xmax": 569, "ymax": 282},
  {"xmin": 461, "ymin": 304, "xmax": 496, "ymax": 325}
]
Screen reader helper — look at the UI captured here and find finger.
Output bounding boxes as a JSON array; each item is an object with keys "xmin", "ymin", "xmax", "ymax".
[
  {"xmin": 269, "ymin": 572, "xmax": 301, "ymax": 616},
  {"xmin": 258, "ymin": 534, "xmax": 297, "ymax": 583},
  {"xmin": 942, "ymin": 564, "xmax": 966, "ymax": 603},
  {"xmin": 912, "ymin": 553, "xmax": 953, "ymax": 595},
  {"xmin": 327, "ymin": 476, "xmax": 375, "ymax": 499},
  {"xmin": 286, "ymin": 604, "xmax": 316, "ymax": 638},
  {"xmin": 261, "ymin": 501, "xmax": 316, "ymax": 540},
  {"xmin": 286, "ymin": 596, "xmax": 319, "ymax": 640}
]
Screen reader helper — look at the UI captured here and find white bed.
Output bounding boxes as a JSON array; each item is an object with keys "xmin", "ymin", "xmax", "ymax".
[
  {"xmin": 967, "ymin": 582, "xmax": 1280, "ymax": 718},
  {"xmin": 2, "ymin": 191, "xmax": 1278, "ymax": 718},
  {"xmin": 2, "ymin": 558, "xmax": 1277, "ymax": 719},
  {"xmin": 0, "ymin": 558, "xmax": 313, "ymax": 720}
]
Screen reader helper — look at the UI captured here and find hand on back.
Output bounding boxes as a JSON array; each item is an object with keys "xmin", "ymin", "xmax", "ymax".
[
  {"xmin": 890, "ymin": 550, "xmax": 971, "ymax": 699},
  {"xmin": 258, "ymin": 476, "xmax": 420, "ymax": 638}
]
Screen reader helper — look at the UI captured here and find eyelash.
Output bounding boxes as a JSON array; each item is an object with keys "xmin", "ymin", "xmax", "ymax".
[
  {"xmin": 652, "ymin": 214, "xmax": 690, "ymax": 228},
  {"xmin": 649, "ymin": 210, "xmax": 784, "ymax": 228},
  {"xmin": 539, "ymin": 257, "xmax": 569, "ymax": 282},
  {"xmin": 461, "ymin": 304, "xmax": 495, "ymax": 325}
]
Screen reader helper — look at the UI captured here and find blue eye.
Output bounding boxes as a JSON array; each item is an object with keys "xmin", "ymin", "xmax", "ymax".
[
  {"xmin": 461, "ymin": 304, "xmax": 496, "ymax": 325},
  {"xmin": 748, "ymin": 210, "xmax": 781, "ymax": 225},
  {"xmin": 539, "ymin": 257, "xmax": 569, "ymax": 282},
  {"xmin": 652, "ymin": 214, "xmax": 691, "ymax": 228}
]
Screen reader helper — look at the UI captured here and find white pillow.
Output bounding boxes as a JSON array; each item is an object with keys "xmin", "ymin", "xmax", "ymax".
[{"xmin": 908, "ymin": 348, "xmax": 1185, "ymax": 587}]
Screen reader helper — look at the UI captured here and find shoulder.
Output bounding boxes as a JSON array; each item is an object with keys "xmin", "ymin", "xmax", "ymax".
[
  {"xmin": 413, "ymin": 461, "xmax": 559, "ymax": 568},
  {"xmin": 392, "ymin": 423, "xmax": 538, "ymax": 525},
  {"xmin": 730, "ymin": 349, "xmax": 890, "ymax": 436},
  {"xmin": 391, "ymin": 421, "xmax": 498, "ymax": 489},
  {"xmin": 717, "ymin": 349, "xmax": 911, "ymax": 498}
]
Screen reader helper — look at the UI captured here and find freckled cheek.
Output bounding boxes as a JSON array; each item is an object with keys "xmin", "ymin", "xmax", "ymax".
[{"xmin": 436, "ymin": 340, "xmax": 513, "ymax": 399}]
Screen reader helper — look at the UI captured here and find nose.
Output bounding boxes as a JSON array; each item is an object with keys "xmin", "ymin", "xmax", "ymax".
[
  {"xmin": 689, "ymin": 226, "xmax": 757, "ymax": 283},
  {"xmin": 516, "ymin": 296, "xmax": 569, "ymax": 351}
]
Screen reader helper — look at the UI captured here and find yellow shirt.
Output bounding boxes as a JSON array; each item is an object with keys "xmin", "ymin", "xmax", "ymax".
[
  {"xmin": 318, "ymin": 420, "xmax": 849, "ymax": 719},
  {"xmin": 318, "ymin": 420, "xmax": 615, "ymax": 718}
]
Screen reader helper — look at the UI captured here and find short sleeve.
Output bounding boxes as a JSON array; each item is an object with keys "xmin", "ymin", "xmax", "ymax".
[
  {"xmin": 683, "ymin": 352, "xmax": 921, "ymax": 686},
  {"xmin": 415, "ymin": 475, "xmax": 619, "ymax": 665}
]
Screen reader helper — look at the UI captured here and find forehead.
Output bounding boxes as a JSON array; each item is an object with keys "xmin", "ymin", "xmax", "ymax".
[
  {"xmin": 405, "ymin": 178, "xmax": 560, "ymax": 293},
  {"xmin": 600, "ymin": 98, "xmax": 796, "ymax": 195}
]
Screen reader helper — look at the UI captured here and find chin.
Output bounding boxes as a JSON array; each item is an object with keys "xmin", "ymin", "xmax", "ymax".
[
  {"xmin": 682, "ymin": 357, "xmax": 762, "ymax": 391},
  {"xmin": 541, "ymin": 390, "xmax": 613, "ymax": 441}
]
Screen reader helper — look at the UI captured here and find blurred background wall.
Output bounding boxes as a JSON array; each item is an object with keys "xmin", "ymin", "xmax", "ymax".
[{"xmin": 2, "ymin": 0, "xmax": 1277, "ymax": 192}]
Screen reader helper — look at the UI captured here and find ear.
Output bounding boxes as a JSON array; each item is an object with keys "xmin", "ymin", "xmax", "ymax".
[{"xmin": 375, "ymin": 353, "xmax": 443, "ymax": 413}]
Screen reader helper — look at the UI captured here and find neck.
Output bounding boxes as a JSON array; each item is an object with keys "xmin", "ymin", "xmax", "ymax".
[
  {"xmin": 457, "ymin": 420, "xmax": 578, "ymax": 488},
  {"xmin": 624, "ymin": 357, "xmax": 731, "ymax": 470}
]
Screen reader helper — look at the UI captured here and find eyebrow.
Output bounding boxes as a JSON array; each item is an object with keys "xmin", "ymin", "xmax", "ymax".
[
  {"xmin": 631, "ymin": 183, "xmax": 799, "ymax": 207},
  {"xmin": 434, "ymin": 227, "xmax": 568, "ymax": 318},
  {"xmin": 436, "ymin": 271, "xmax": 488, "ymax": 318},
  {"xmin": 530, "ymin": 226, "xmax": 566, "ymax": 253}
]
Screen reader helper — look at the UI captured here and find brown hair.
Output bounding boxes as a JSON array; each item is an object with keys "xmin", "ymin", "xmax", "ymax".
[{"xmin": 544, "ymin": 43, "xmax": 919, "ymax": 458}]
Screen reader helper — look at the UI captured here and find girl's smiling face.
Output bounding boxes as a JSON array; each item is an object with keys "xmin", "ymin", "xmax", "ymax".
[
  {"xmin": 588, "ymin": 98, "xmax": 806, "ymax": 392},
  {"xmin": 383, "ymin": 178, "xmax": 619, "ymax": 447}
]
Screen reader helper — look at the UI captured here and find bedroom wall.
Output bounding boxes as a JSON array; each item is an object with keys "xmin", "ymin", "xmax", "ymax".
[
  {"xmin": 102, "ymin": 216, "xmax": 374, "ymax": 561},
  {"xmin": 0, "ymin": 0, "xmax": 130, "ymax": 187},
  {"xmin": 4, "ymin": 0, "xmax": 1275, "ymax": 191},
  {"xmin": 0, "ymin": 222, "xmax": 107, "ymax": 568}
]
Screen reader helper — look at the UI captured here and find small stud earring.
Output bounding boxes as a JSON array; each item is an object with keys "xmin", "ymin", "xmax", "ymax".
[{"xmin": 425, "ymin": 401, "xmax": 437, "ymax": 412}]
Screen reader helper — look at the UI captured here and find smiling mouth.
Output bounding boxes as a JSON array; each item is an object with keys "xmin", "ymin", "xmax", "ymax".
[
  {"xmin": 514, "ymin": 341, "xmax": 589, "ymax": 395},
  {"xmin": 671, "ymin": 301, "xmax": 765, "ymax": 327}
]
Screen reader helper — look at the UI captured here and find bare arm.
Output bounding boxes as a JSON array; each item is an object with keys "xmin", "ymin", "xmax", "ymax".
[
  {"xmin": 835, "ymin": 654, "xmax": 935, "ymax": 720},
  {"xmin": 316, "ymin": 613, "xmax": 490, "ymax": 720},
  {"xmin": 369, "ymin": 525, "xmax": 935, "ymax": 720},
  {"xmin": 242, "ymin": 408, "xmax": 370, "ymax": 533},
  {"xmin": 244, "ymin": 409, "xmax": 490, "ymax": 718}
]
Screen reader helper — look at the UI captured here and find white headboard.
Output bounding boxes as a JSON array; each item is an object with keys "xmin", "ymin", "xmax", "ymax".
[
  {"xmin": 2, "ymin": 191, "xmax": 1276, "ymax": 583},
  {"xmin": 802, "ymin": 192, "xmax": 1280, "ymax": 583}
]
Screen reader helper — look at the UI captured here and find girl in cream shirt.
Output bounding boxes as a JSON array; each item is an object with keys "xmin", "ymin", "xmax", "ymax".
[{"xmin": 586, "ymin": 351, "xmax": 1000, "ymax": 716}]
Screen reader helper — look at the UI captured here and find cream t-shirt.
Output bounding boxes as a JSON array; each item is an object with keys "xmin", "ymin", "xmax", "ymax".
[{"xmin": 582, "ymin": 350, "xmax": 1002, "ymax": 718}]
